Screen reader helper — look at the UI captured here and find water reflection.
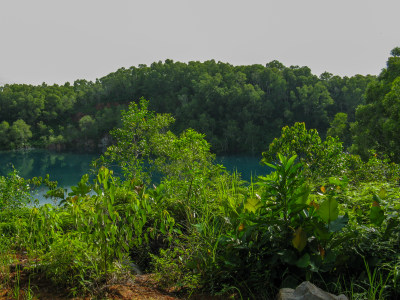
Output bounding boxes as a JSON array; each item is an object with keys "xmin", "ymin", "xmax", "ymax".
[
  {"xmin": 0, "ymin": 150, "xmax": 270, "ymax": 204},
  {"xmin": 0, "ymin": 150, "xmax": 99, "ymax": 187}
]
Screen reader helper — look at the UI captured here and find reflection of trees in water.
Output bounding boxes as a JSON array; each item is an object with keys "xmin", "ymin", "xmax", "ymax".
[
  {"xmin": 0, "ymin": 151, "xmax": 34, "ymax": 177},
  {"xmin": 0, "ymin": 150, "xmax": 267, "ymax": 187},
  {"xmin": 17, "ymin": 157, "xmax": 34, "ymax": 178}
]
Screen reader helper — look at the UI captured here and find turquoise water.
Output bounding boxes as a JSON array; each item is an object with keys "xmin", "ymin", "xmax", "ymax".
[
  {"xmin": 0, "ymin": 150, "xmax": 99, "ymax": 187},
  {"xmin": 216, "ymin": 155, "xmax": 268, "ymax": 181},
  {"xmin": 0, "ymin": 150, "xmax": 269, "ymax": 203}
]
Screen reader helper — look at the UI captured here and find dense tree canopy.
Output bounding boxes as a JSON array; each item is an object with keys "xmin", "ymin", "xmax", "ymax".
[
  {"xmin": 351, "ymin": 48, "xmax": 400, "ymax": 161},
  {"xmin": 0, "ymin": 58, "xmax": 375, "ymax": 154}
]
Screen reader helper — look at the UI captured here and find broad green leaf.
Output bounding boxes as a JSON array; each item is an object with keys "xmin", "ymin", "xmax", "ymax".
[
  {"xmin": 370, "ymin": 205, "xmax": 384, "ymax": 226},
  {"xmin": 244, "ymin": 197, "xmax": 262, "ymax": 213},
  {"xmin": 328, "ymin": 176, "xmax": 348, "ymax": 188},
  {"xmin": 378, "ymin": 188, "xmax": 387, "ymax": 199},
  {"xmin": 292, "ymin": 226, "xmax": 307, "ymax": 252},
  {"xmin": 384, "ymin": 218, "xmax": 399, "ymax": 238},
  {"xmin": 262, "ymin": 162, "xmax": 277, "ymax": 170},
  {"xmin": 279, "ymin": 249, "xmax": 297, "ymax": 265},
  {"xmin": 313, "ymin": 224, "xmax": 331, "ymax": 241},
  {"xmin": 329, "ymin": 213, "xmax": 349, "ymax": 232},
  {"xmin": 278, "ymin": 153, "xmax": 285, "ymax": 164},
  {"xmin": 318, "ymin": 197, "xmax": 339, "ymax": 223},
  {"xmin": 296, "ymin": 253, "xmax": 310, "ymax": 268},
  {"xmin": 286, "ymin": 155, "xmax": 298, "ymax": 171},
  {"xmin": 294, "ymin": 185, "xmax": 310, "ymax": 205}
]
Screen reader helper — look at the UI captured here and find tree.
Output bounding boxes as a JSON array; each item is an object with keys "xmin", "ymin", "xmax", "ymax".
[
  {"xmin": 0, "ymin": 58, "xmax": 375, "ymax": 155},
  {"xmin": 391, "ymin": 47, "xmax": 400, "ymax": 57},
  {"xmin": 262, "ymin": 122, "xmax": 344, "ymax": 180},
  {"xmin": 79, "ymin": 115, "xmax": 97, "ymax": 139},
  {"xmin": 101, "ymin": 98, "xmax": 174, "ymax": 183},
  {"xmin": 9, "ymin": 119, "xmax": 32, "ymax": 149},
  {"xmin": 351, "ymin": 47, "xmax": 400, "ymax": 161},
  {"xmin": 327, "ymin": 113, "xmax": 351, "ymax": 147},
  {"xmin": 0, "ymin": 121, "xmax": 10, "ymax": 148}
]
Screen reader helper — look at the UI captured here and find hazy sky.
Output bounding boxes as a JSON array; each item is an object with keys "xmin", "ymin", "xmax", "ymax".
[{"xmin": 1, "ymin": 0, "xmax": 399, "ymax": 85}]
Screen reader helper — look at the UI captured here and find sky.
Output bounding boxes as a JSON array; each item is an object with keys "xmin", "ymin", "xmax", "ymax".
[{"xmin": 1, "ymin": 0, "xmax": 399, "ymax": 85}]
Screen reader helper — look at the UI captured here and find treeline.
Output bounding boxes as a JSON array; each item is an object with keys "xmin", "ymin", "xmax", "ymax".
[
  {"xmin": 0, "ymin": 59, "xmax": 375, "ymax": 154},
  {"xmin": 350, "ymin": 47, "xmax": 400, "ymax": 162}
]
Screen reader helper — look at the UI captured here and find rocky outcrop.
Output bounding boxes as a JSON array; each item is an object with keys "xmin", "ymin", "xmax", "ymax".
[{"xmin": 277, "ymin": 281, "xmax": 348, "ymax": 300}]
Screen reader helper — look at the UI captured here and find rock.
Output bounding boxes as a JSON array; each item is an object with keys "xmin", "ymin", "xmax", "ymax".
[
  {"xmin": 276, "ymin": 281, "xmax": 348, "ymax": 300},
  {"xmin": 277, "ymin": 288, "xmax": 295, "ymax": 300}
]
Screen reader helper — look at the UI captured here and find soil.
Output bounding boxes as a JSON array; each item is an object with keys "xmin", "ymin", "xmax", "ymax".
[
  {"xmin": 0, "ymin": 253, "xmax": 179, "ymax": 299},
  {"xmin": 0, "ymin": 253, "xmax": 230, "ymax": 300}
]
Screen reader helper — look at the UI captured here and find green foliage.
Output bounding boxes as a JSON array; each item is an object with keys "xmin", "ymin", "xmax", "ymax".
[
  {"xmin": 41, "ymin": 234, "xmax": 101, "ymax": 292},
  {"xmin": 0, "ymin": 58, "xmax": 375, "ymax": 154},
  {"xmin": 9, "ymin": 119, "xmax": 32, "ymax": 149},
  {"xmin": 57, "ymin": 167, "xmax": 175, "ymax": 279},
  {"xmin": 79, "ymin": 115, "xmax": 97, "ymax": 139},
  {"xmin": 370, "ymin": 194, "xmax": 385, "ymax": 226},
  {"xmin": 101, "ymin": 97, "xmax": 174, "ymax": 183},
  {"xmin": 0, "ymin": 169, "xmax": 31, "ymax": 210},
  {"xmin": 4, "ymin": 64, "xmax": 400, "ymax": 298},
  {"xmin": 352, "ymin": 47, "xmax": 400, "ymax": 162},
  {"xmin": 151, "ymin": 246, "xmax": 201, "ymax": 292},
  {"xmin": 318, "ymin": 197, "xmax": 339, "ymax": 223},
  {"xmin": 260, "ymin": 154, "xmax": 309, "ymax": 224},
  {"xmin": 154, "ymin": 128, "xmax": 218, "ymax": 226},
  {"xmin": 262, "ymin": 122, "xmax": 345, "ymax": 180},
  {"xmin": 0, "ymin": 121, "xmax": 10, "ymax": 148},
  {"xmin": 327, "ymin": 112, "xmax": 351, "ymax": 147},
  {"xmin": 204, "ymin": 155, "xmax": 352, "ymax": 298},
  {"xmin": 6, "ymin": 165, "xmax": 176, "ymax": 295}
]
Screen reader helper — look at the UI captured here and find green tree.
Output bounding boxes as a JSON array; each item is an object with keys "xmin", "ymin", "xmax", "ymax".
[
  {"xmin": 9, "ymin": 119, "xmax": 32, "ymax": 148},
  {"xmin": 79, "ymin": 115, "xmax": 97, "ymax": 139},
  {"xmin": 262, "ymin": 122, "xmax": 344, "ymax": 180},
  {"xmin": 0, "ymin": 58, "xmax": 375, "ymax": 154},
  {"xmin": 351, "ymin": 47, "xmax": 400, "ymax": 161},
  {"xmin": 101, "ymin": 98, "xmax": 174, "ymax": 183},
  {"xmin": 327, "ymin": 112, "xmax": 351, "ymax": 147},
  {"xmin": 0, "ymin": 121, "xmax": 10, "ymax": 148}
]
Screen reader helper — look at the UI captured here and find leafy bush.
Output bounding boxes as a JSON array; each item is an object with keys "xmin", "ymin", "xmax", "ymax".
[
  {"xmin": 262, "ymin": 122, "xmax": 345, "ymax": 181},
  {"xmin": 0, "ymin": 169, "xmax": 31, "ymax": 210},
  {"xmin": 151, "ymin": 246, "xmax": 201, "ymax": 292},
  {"xmin": 41, "ymin": 234, "xmax": 101, "ymax": 293}
]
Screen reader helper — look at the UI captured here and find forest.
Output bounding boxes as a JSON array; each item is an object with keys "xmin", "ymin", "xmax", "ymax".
[
  {"xmin": 0, "ymin": 56, "xmax": 377, "ymax": 156},
  {"xmin": 0, "ymin": 48, "xmax": 400, "ymax": 299}
]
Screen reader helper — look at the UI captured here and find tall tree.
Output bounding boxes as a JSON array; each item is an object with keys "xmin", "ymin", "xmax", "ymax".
[
  {"xmin": 351, "ymin": 47, "xmax": 400, "ymax": 161},
  {"xmin": 9, "ymin": 119, "xmax": 32, "ymax": 149}
]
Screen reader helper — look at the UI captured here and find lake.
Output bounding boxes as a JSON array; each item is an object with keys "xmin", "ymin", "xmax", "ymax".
[{"xmin": 0, "ymin": 150, "xmax": 269, "ymax": 203}]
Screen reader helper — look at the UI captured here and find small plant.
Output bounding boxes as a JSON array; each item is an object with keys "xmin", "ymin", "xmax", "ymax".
[
  {"xmin": 364, "ymin": 258, "xmax": 392, "ymax": 300},
  {"xmin": 348, "ymin": 258, "xmax": 392, "ymax": 300},
  {"xmin": 13, "ymin": 264, "xmax": 21, "ymax": 299},
  {"xmin": 151, "ymin": 246, "xmax": 201, "ymax": 292},
  {"xmin": 41, "ymin": 233, "xmax": 100, "ymax": 292},
  {"xmin": 24, "ymin": 276, "xmax": 34, "ymax": 300}
]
